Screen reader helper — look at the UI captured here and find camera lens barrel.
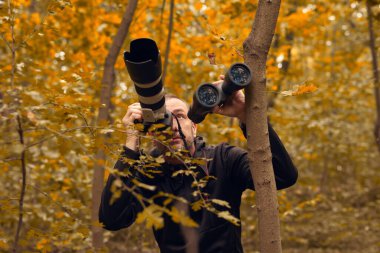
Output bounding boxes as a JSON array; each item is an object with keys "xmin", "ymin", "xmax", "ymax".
[{"xmin": 124, "ymin": 38, "xmax": 168, "ymax": 122}]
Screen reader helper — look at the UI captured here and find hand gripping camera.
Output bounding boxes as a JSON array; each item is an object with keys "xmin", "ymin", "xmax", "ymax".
[
  {"xmin": 123, "ymin": 38, "xmax": 172, "ymax": 131},
  {"xmin": 188, "ymin": 63, "xmax": 252, "ymax": 123}
]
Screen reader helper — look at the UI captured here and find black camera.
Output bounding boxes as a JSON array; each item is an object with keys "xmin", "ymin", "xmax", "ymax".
[
  {"xmin": 123, "ymin": 38, "xmax": 172, "ymax": 130},
  {"xmin": 188, "ymin": 63, "xmax": 252, "ymax": 123}
]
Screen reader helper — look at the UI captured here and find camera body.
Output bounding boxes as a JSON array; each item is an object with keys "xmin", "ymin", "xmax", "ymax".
[
  {"xmin": 188, "ymin": 63, "xmax": 252, "ymax": 123},
  {"xmin": 123, "ymin": 38, "xmax": 172, "ymax": 130}
]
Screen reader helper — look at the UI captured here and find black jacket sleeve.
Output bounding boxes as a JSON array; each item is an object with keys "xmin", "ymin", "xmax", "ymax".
[
  {"xmin": 98, "ymin": 146, "xmax": 150, "ymax": 231},
  {"xmin": 226, "ymin": 123, "xmax": 298, "ymax": 192}
]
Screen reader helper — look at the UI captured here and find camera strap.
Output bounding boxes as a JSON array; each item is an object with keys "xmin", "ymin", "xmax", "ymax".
[{"xmin": 172, "ymin": 113, "xmax": 191, "ymax": 157}]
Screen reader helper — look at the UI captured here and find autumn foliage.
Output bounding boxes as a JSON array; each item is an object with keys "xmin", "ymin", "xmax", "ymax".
[{"xmin": 1, "ymin": 0, "xmax": 380, "ymax": 252}]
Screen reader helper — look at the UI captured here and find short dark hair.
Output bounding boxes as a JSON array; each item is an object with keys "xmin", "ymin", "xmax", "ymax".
[
  {"xmin": 165, "ymin": 93, "xmax": 189, "ymax": 108},
  {"xmin": 165, "ymin": 93, "xmax": 181, "ymax": 100}
]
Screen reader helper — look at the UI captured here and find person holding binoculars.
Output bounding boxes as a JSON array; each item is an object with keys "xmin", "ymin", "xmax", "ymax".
[{"xmin": 99, "ymin": 39, "xmax": 298, "ymax": 253}]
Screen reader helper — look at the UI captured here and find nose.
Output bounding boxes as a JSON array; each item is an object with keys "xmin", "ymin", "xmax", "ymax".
[{"xmin": 171, "ymin": 116, "xmax": 179, "ymax": 131}]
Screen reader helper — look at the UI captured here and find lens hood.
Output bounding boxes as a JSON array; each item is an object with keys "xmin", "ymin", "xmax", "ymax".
[{"xmin": 124, "ymin": 38, "xmax": 162, "ymax": 85}]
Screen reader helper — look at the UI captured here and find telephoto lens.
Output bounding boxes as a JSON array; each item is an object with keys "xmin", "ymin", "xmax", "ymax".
[
  {"xmin": 123, "ymin": 38, "xmax": 171, "ymax": 130},
  {"xmin": 188, "ymin": 63, "xmax": 252, "ymax": 124}
]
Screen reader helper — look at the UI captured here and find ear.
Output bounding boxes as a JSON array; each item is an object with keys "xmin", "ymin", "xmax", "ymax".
[{"xmin": 192, "ymin": 123, "xmax": 197, "ymax": 137}]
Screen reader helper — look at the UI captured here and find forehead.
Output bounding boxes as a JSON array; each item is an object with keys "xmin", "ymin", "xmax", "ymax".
[{"xmin": 165, "ymin": 97, "xmax": 188, "ymax": 112}]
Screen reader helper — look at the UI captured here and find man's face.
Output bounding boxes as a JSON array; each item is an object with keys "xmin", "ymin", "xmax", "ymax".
[{"xmin": 159, "ymin": 98, "xmax": 197, "ymax": 153}]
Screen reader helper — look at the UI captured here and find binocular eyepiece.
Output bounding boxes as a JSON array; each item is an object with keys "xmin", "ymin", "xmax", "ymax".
[
  {"xmin": 188, "ymin": 63, "xmax": 252, "ymax": 123},
  {"xmin": 124, "ymin": 38, "xmax": 172, "ymax": 130}
]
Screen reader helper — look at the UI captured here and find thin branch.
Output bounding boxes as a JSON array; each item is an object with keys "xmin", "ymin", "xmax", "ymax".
[
  {"xmin": 13, "ymin": 115, "xmax": 26, "ymax": 253},
  {"xmin": 24, "ymin": 125, "xmax": 116, "ymax": 149},
  {"xmin": 162, "ymin": 0, "xmax": 174, "ymax": 83},
  {"xmin": 7, "ymin": 1, "xmax": 25, "ymax": 252},
  {"xmin": 160, "ymin": 0, "xmax": 166, "ymax": 24},
  {"xmin": 0, "ymin": 156, "xmax": 20, "ymax": 162},
  {"xmin": 0, "ymin": 33, "xmax": 12, "ymax": 51},
  {"xmin": 28, "ymin": 184, "xmax": 88, "ymax": 226},
  {"xmin": 366, "ymin": 0, "xmax": 380, "ymax": 151},
  {"xmin": 42, "ymin": 126, "xmax": 89, "ymax": 152},
  {"xmin": 14, "ymin": 0, "xmax": 53, "ymax": 51},
  {"xmin": 78, "ymin": 112, "xmax": 95, "ymax": 137},
  {"xmin": 8, "ymin": 0, "xmax": 16, "ymax": 89}
]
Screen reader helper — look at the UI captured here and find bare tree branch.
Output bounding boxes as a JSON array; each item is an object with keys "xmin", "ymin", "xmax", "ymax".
[
  {"xmin": 13, "ymin": 115, "xmax": 26, "ymax": 253},
  {"xmin": 162, "ymin": 0, "xmax": 175, "ymax": 83}
]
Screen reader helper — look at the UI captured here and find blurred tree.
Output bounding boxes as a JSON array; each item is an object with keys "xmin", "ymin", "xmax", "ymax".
[
  {"xmin": 365, "ymin": 0, "xmax": 380, "ymax": 151},
  {"xmin": 91, "ymin": 0, "xmax": 138, "ymax": 249}
]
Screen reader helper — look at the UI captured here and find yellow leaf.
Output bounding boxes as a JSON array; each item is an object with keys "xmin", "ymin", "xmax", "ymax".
[
  {"xmin": 216, "ymin": 211, "xmax": 240, "ymax": 226},
  {"xmin": 36, "ymin": 238, "xmax": 48, "ymax": 250},
  {"xmin": 281, "ymin": 83, "xmax": 318, "ymax": 96},
  {"xmin": 211, "ymin": 199, "xmax": 231, "ymax": 209},
  {"xmin": 163, "ymin": 198, "xmax": 173, "ymax": 206},
  {"xmin": 93, "ymin": 220, "xmax": 104, "ymax": 228},
  {"xmin": 77, "ymin": 226, "xmax": 90, "ymax": 237},
  {"xmin": 148, "ymin": 123, "xmax": 167, "ymax": 131},
  {"xmin": 170, "ymin": 207, "xmax": 199, "ymax": 227},
  {"xmin": 281, "ymin": 90, "xmax": 294, "ymax": 96},
  {"xmin": 194, "ymin": 2, "xmax": 202, "ymax": 11},
  {"xmin": 292, "ymin": 84, "xmax": 318, "ymax": 95},
  {"xmin": 155, "ymin": 156, "xmax": 165, "ymax": 164},
  {"xmin": 132, "ymin": 179, "xmax": 156, "ymax": 191},
  {"xmin": 191, "ymin": 200, "xmax": 203, "ymax": 211},
  {"xmin": 0, "ymin": 240, "xmax": 9, "ymax": 250},
  {"xmin": 55, "ymin": 211, "xmax": 65, "ymax": 219},
  {"xmin": 99, "ymin": 128, "xmax": 114, "ymax": 134},
  {"xmin": 136, "ymin": 205, "xmax": 164, "ymax": 230},
  {"xmin": 135, "ymin": 123, "xmax": 144, "ymax": 131},
  {"xmin": 49, "ymin": 192, "xmax": 59, "ymax": 201}
]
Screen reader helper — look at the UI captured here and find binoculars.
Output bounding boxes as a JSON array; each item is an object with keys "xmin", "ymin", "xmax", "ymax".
[
  {"xmin": 187, "ymin": 63, "xmax": 252, "ymax": 123},
  {"xmin": 123, "ymin": 38, "xmax": 172, "ymax": 130}
]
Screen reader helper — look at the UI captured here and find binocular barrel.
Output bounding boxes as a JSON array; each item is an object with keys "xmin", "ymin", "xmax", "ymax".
[
  {"xmin": 124, "ymin": 38, "xmax": 171, "ymax": 127},
  {"xmin": 188, "ymin": 63, "xmax": 252, "ymax": 124}
]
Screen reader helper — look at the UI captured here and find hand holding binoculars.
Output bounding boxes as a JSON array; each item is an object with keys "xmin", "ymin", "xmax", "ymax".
[{"xmin": 187, "ymin": 63, "xmax": 252, "ymax": 123}]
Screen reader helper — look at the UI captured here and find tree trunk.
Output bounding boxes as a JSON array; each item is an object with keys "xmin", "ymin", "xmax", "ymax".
[
  {"xmin": 243, "ymin": 1, "xmax": 282, "ymax": 252},
  {"xmin": 366, "ymin": 0, "xmax": 380, "ymax": 152},
  {"xmin": 91, "ymin": 0, "xmax": 138, "ymax": 249}
]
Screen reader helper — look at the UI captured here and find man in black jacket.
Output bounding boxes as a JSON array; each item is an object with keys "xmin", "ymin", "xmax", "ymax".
[{"xmin": 99, "ymin": 88, "xmax": 298, "ymax": 253}]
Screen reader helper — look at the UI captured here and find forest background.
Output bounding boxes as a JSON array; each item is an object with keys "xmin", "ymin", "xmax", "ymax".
[{"xmin": 1, "ymin": 0, "xmax": 380, "ymax": 252}]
